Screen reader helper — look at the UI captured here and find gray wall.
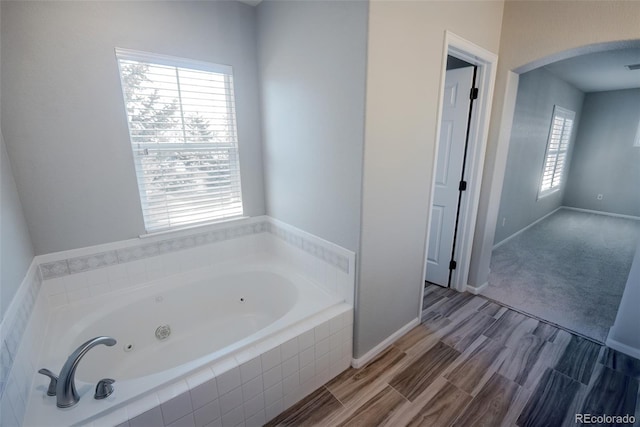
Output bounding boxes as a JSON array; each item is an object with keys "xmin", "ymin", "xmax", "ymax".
[
  {"xmin": 0, "ymin": 1, "xmax": 34, "ymax": 320},
  {"xmin": 1, "ymin": 131, "xmax": 34, "ymax": 319},
  {"xmin": 564, "ymin": 89, "xmax": 640, "ymax": 217},
  {"xmin": 256, "ymin": 0, "xmax": 368, "ymax": 253},
  {"xmin": 494, "ymin": 67, "xmax": 584, "ymax": 244},
  {"xmin": 1, "ymin": 1, "xmax": 265, "ymax": 255}
]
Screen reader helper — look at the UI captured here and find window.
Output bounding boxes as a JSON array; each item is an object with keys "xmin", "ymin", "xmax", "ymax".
[
  {"xmin": 116, "ymin": 49, "xmax": 243, "ymax": 232},
  {"xmin": 539, "ymin": 106, "xmax": 575, "ymax": 198}
]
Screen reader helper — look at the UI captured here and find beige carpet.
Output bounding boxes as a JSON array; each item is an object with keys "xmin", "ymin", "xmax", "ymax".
[{"xmin": 482, "ymin": 209, "xmax": 640, "ymax": 342}]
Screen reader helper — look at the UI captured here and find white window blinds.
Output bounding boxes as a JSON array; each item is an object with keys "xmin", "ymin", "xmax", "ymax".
[
  {"xmin": 539, "ymin": 106, "xmax": 575, "ymax": 197},
  {"xmin": 116, "ymin": 49, "xmax": 243, "ymax": 232}
]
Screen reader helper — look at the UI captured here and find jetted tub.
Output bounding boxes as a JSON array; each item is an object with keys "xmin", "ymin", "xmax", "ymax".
[{"xmin": 26, "ymin": 259, "xmax": 349, "ymax": 426}]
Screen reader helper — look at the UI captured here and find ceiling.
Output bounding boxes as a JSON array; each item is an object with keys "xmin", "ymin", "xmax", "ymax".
[{"xmin": 543, "ymin": 48, "xmax": 640, "ymax": 93}]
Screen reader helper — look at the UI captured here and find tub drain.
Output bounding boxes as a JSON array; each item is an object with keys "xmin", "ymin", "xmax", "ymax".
[{"xmin": 155, "ymin": 325, "xmax": 171, "ymax": 341}]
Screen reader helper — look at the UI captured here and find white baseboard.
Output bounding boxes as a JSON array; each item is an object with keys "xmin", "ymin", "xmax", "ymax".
[
  {"xmin": 605, "ymin": 332, "xmax": 640, "ymax": 360},
  {"xmin": 561, "ymin": 206, "xmax": 640, "ymax": 221},
  {"xmin": 351, "ymin": 317, "xmax": 420, "ymax": 369},
  {"xmin": 466, "ymin": 281, "xmax": 488, "ymax": 295},
  {"xmin": 493, "ymin": 207, "xmax": 561, "ymax": 250}
]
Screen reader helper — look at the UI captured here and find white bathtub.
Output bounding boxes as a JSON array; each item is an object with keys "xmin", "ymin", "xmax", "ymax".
[{"xmin": 25, "ymin": 257, "xmax": 350, "ymax": 426}]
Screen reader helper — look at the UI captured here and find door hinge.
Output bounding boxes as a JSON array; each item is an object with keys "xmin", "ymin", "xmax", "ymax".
[
  {"xmin": 470, "ymin": 87, "xmax": 479, "ymax": 100},
  {"xmin": 459, "ymin": 180, "xmax": 467, "ymax": 191},
  {"xmin": 449, "ymin": 260, "xmax": 457, "ymax": 270}
]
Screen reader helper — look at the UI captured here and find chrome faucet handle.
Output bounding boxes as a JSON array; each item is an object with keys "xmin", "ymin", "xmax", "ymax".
[
  {"xmin": 56, "ymin": 336, "xmax": 116, "ymax": 408},
  {"xmin": 94, "ymin": 378, "xmax": 115, "ymax": 400},
  {"xmin": 38, "ymin": 368, "xmax": 58, "ymax": 396}
]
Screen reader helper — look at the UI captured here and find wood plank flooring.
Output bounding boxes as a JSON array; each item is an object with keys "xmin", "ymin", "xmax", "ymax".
[{"xmin": 266, "ymin": 284, "xmax": 640, "ymax": 426}]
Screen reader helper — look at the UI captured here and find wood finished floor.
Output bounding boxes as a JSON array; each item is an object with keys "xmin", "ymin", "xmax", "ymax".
[{"xmin": 266, "ymin": 284, "xmax": 640, "ymax": 427}]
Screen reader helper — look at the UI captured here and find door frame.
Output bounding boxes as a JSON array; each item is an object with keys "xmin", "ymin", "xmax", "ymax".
[{"xmin": 421, "ymin": 31, "xmax": 498, "ymax": 304}]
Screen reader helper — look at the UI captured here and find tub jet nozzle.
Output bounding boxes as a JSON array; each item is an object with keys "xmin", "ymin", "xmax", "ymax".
[{"xmin": 155, "ymin": 325, "xmax": 171, "ymax": 340}]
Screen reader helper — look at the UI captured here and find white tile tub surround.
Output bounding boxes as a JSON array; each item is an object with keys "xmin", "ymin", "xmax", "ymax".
[
  {"xmin": 0, "ymin": 260, "xmax": 49, "ymax": 427},
  {"xmin": 9, "ymin": 216, "xmax": 355, "ymax": 426},
  {"xmin": 37, "ymin": 216, "xmax": 356, "ymax": 309},
  {"xmin": 41, "ymin": 234, "xmax": 268, "ymax": 309},
  {"xmin": 77, "ymin": 306, "xmax": 353, "ymax": 427},
  {"xmin": 37, "ymin": 217, "xmax": 271, "ymax": 280},
  {"xmin": 266, "ymin": 218, "xmax": 356, "ymax": 306}
]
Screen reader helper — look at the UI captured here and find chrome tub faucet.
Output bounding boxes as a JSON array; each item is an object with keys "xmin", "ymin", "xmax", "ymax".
[{"xmin": 38, "ymin": 336, "xmax": 117, "ymax": 408}]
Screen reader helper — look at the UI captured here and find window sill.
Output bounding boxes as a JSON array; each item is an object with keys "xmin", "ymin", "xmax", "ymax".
[{"xmin": 537, "ymin": 188, "xmax": 560, "ymax": 200}]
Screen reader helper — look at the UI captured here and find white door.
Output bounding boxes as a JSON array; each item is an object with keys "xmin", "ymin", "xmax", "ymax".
[{"xmin": 426, "ymin": 66, "xmax": 474, "ymax": 287}]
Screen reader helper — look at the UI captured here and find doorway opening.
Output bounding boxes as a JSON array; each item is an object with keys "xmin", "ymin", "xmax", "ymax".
[
  {"xmin": 483, "ymin": 46, "xmax": 640, "ymax": 343},
  {"xmin": 420, "ymin": 32, "xmax": 498, "ymax": 316}
]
